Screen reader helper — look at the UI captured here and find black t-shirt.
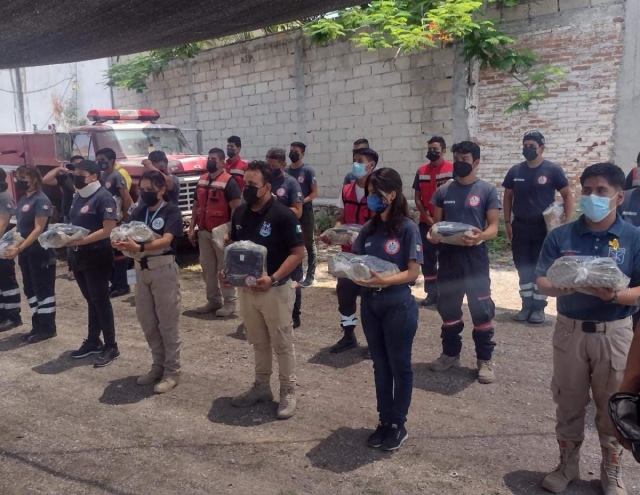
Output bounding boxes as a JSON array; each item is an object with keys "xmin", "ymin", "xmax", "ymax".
[
  {"xmin": 56, "ymin": 174, "xmax": 75, "ymax": 217},
  {"xmin": 131, "ymin": 201, "xmax": 183, "ymax": 255},
  {"xmin": 230, "ymin": 198, "xmax": 304, "ymax": 276},
  {"xmin": 285, "ymin": 163, "xmax": 316, "ymax": 210},
  {"xmin": 70, "ymin": 187, "xmax": 118, "ymax": 235},
  {"xmin": 16, "ymin": 190, "xmax": 52, "ymax": 238}
]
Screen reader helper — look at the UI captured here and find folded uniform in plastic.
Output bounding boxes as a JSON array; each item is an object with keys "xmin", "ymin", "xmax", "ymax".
[
  {"xmin": 328, "ymin": 253, "xmax": 399, "ymax": 286},
  {"xmin": 211, "ymin": 222, "xmax": 230, "ymax": 251},
  {"xmin": 38, "ymin": 224, "xmax": 90, "ymax": 249},
  {"xmin": 609, "ymin": 392, "xmax": 640, "ymax": 463},
  {"xmin": 322, "ymin": 224, "xmax": 362, "ymax": 246},
  {"xmin": 431, "ymin": 221, "xmax": 482, "ymax": 246},
  {"xmin": 224, "ymin": 241, "xmax": 267, "ymax": 287},
  {"xmin": 0, "ymin": 230, "xmax": 25, "ymax": 258},
  {"xmin": 546, "ymin": 256, "xmax": 630, "ymax": 294},
  {"xmin": 110, "ymin": 221, "xmax": 162, "ymax": 260},
  {"xmin": 543, "ymin": 202, "xmax": 565, "ymax": 232}
]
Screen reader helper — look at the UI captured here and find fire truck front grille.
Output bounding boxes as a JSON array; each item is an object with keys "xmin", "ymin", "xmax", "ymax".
[{"xmin": 178, "ymin": 175, "xmax": 200, "ymax": 221}]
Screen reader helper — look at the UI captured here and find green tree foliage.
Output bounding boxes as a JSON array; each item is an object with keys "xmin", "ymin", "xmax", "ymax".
[{"xmin": 305, "ymin": 0, "xmax": 565, "ymax": 113}]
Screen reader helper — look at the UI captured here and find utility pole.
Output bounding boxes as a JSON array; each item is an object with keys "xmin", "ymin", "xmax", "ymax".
[{"xmin": 13, "ymin": 68, "xmax": 26, "ymax": 131}]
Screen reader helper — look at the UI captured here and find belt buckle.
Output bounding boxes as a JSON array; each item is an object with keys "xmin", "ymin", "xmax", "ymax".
[{"xmin": 582, "ymin": 321, "xmax": 597, "ymax": 333}]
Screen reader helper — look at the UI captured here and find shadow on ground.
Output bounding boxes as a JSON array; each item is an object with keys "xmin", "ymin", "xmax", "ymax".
[
  {"xmin": 99, "ymin": 376, "xmax": 155, "ymax": 405},
  {"xmin": 413, "ymin": 363, "xmax": 476, "ymax": 396},
  {"xmin": 0, "ymin": 333, "xmax": 28, "ymax": 352},
  {"xmin": 32, "ymin": 351, "xmax": 95, "ymax": 375},
  {"xmin": 494, "ymin": 310, "xmax": 555, "ymax": 328},
  {"xmin": 306, "ymin": 427, "xmax": 384, "ymax": 473},
  {"xmin": 208, "ymin": 397, "xmax": 277, "ymax": 427},
  {"xmin": 504, "ymin": 470, "xmax": 601, "ymax": 494},
  {"xmin": 308, "ymin": 346, "xmax": 365, "ymax": 369}
]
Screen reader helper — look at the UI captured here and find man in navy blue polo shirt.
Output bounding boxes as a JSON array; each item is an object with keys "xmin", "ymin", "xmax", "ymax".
[{"xmin": 536, "ymin": 163, "xmax": 640, "ymax": 495}]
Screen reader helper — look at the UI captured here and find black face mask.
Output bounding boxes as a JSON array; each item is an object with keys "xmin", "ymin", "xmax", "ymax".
[
  {"xmin": 141, "ymin": 191, "xmax": 160, "ymax": 207},
  {"xmin": 227, "ymin": 148, "xmax": 236, "ymax": 158},
  {"xmin": 15, "ymin": 180, "xmax": 29, "ymax": 191},
  {"xmin": 523, "ymin": 147, "xmax": 538, "ymax": 161},
  {"xmin": 453, "ymin": 161, "xmax": 473, "ymax": 178},
  {"xmin": 272, "ymin": 168, "xmax": 282, "ymax": 178},
  {"xmin": 426, "ymin": 151, "xmax": 441, "ymax": 162},
  {"xmin": 289, "ymin": 151, "xmax": 300, "ymax": 163},
  {"xmin": 0, "ymin": 181, "xmax": 7, "ymax": 192},
  {"xmin": 206, "ymin": 160, "xmax": 218, "ymax": 174},
  {"xmin": 98, "ymin": 161, "xmax": 109, "ymax": 171},
  {"xmin": 243, "ymin": 185, "xmax": 264, "ymax": 206},
  {"xmin": 74, "ymin": 175, "xmax": 88, "ymax": 190}
]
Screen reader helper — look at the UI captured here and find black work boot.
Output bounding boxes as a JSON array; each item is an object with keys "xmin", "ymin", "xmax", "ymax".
[
  {"xmin": 0, "ymin": 317, "xmax": 23, "ymax": 333},
  {"xmin": 421, "ymin": 293, "xmax": 438, "ymax": 307},
  {"xmin": 528, "ymin": 309, "xmax": 546, "ymax": 324},
  {"xmin": 512, "ymin": 303, "xmax": 531, "ymax": 322},
  {"xmin": 330, "ymin": 327, "xmax": 357, "ymax": 353}
]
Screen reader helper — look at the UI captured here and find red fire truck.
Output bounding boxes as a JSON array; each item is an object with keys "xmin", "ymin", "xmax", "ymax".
[{"xmin": 0, "ymin": 109, "xmax": 207, "ymax": 228}]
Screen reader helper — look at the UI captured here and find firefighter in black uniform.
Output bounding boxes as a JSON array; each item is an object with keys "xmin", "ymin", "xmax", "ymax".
[
  {"xmin": 4, "ymin": 165, "xmax": 57, "ymax": 343},
  {"xmin": 0, "ymin": 168, "xmax": 22, "ymax": 332},
  {"xmin": 427, "ymin": 141, "xmax": 501, "ymax": 384},
  {"xmin": 503, "ymin": 131, "xmax": 574, "ymax": 324}
]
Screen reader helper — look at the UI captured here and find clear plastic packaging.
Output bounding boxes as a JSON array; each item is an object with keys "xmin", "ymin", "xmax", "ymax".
[
  {"xmin": 547, "ymin": 256, "xmax": 630, "ymax": 293},
  {"xmin": 0, "ymin": 230, "xmax": 25, "ymax": 258},
  {"xmin": 543, "ymin": 202, "xmax": 565, "ymax": 232},
  {"xmin": 110, "ymin": 221, "xmax": 162, "ymax": 259},
  {"xmin": 211, "ymin": 222, "xmax": 230, "ymax": 251},
  {"xmin": 431, "ymin": 222, "xmax": 482, "ymax": 246},
  {"xmin": 328, "ymin": 253, "xmax": 400, "ymax": 286},
  {"xmin": 114, "ymin": 196, "xmax": 123, "ymax": 222},
  {"xmin": 322, "ymin": 224, "xmax": 362, "ymax": 246},
  {"xmin": 224, "ymin": 241, "xmax": 267, "ymax": 287},
  {"xmin": 38, "ymin": 224, "xmax": 90, "ymax": 249}
]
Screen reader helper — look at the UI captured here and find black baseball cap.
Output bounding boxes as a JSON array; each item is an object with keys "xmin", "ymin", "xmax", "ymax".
[
  {"xmin": 75, "ymin": 159, "xmax": 101, "ymax": 176},
  {"xmin": 523, "ymin": 130, "xmax": 545, "ymax": 146}
]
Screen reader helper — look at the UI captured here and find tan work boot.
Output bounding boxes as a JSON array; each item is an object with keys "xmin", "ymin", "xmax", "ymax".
[
  {"xmin": 154, "ymin": 375, "xmax": 180, "ymax": 394},
  {"xmin": 231, "ymin": 381, "xmax": 274, "ymax": 407},
  {"xmin": 428, "ymin": 353, "xmax": 460, "ymax": 372},
  {"xmin": 215, "ymin": 303, "xmax": 236, "ymax": 318},
  {"xmin": 601, "ymin": 447, "xmax": 626, "ymax": 495},
  {"xmin": 542, "ymin": 440, "xmax": 581, "ymax": 493},
  {"xmin": 137, "ymin": 369, "xmax": 163, "ymax": 386},
  {"xmin": 277, "ymin": 386, "xmax": 297, "ymax": 420},
  {"xmin": 477, "ymin": 360, "xmax": 495, "ymax": 384},
  {"xmin": 196, "ymin": 302, "xmax": 222, "ymax": 314}
]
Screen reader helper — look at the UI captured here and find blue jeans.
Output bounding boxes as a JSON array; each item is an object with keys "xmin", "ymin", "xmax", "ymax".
[{"xmin": 361, "ymin": 286, "xmax": 418, "ymax": 426}]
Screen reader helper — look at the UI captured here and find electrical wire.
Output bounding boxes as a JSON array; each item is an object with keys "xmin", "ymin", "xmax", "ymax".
[{"xmin": 0, "ymin": 76, "xmax": 73, "ymax": 94}]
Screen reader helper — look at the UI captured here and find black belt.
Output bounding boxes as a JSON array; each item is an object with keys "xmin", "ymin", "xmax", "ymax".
[
  {"xmin": 514, "ymin": 216, "xmax": 545, "ymax": 225},
  {"xmin": 360, "ymin": 285, "xmax": 409, "ymax": 295}
]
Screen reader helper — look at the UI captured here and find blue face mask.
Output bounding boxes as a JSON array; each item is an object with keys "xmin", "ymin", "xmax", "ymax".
[
  {"xmin": 367, "ymin": 194, "xmax": 387, "ymax": 213},
  {"xmin": 580, "ymin": 194, "xmax": 615, "ymax": 222},
  {"xmin": 352, "ymin": 162, "xmax": 367, "ymax": 179}
]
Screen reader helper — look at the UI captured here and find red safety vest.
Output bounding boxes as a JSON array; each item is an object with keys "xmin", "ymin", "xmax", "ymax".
[
  {"xmin": 341, "ymin": 181, "xmax": 372, "ymax": 253},
  {"xmin": 225, "ymin": 156, "xmax": 248, "ymax": 190},
  {"xmin": 416, "ymin": 160, "xmax": 453, "ymax": 222},
  {"xmin": 631, "ymin": 167, "xmax": 640, "ymax": 189},
  {"xmin": 195, "ymin": 172, "xmax": 231, "ymax": 232}
]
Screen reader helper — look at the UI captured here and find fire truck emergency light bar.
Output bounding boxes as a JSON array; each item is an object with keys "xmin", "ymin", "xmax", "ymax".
[{"xmin": 87, "ymin": 109, "xmax": 160, "ymax": 122}]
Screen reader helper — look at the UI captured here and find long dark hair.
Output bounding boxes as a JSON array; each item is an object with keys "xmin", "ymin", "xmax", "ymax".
[
  {"xmin": 139, "ymin": 170, "xmax": 170, "ymax": 202},
  {"xmin": 365, "ymin": 168, "xmax": 410, "ymax": 236},
  {"xmin": 16, "ymin": 165, "xmax": 43, "ymax": 191}
]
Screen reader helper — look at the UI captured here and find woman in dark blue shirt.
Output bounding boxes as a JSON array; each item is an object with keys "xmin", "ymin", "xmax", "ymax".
[{"xmin": 352, "ymin": 168, "xmax": 423, "ymax": 451}]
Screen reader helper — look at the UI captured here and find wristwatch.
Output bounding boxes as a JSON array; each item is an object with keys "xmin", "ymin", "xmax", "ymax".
[
  {"xmin": 138, "ymin": 241, "xmax": 145, "ymax": 253},
  {"xmin": 270, "ymin": 275, "xmax": 278, "ymax": 286}
]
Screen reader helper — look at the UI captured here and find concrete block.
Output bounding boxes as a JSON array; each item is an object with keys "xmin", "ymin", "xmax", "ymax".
[
  {"xmin": 276, "ymin": 90, "xmax": 291, "ymax": 102},
  {"xmin": 383, "ymin": 98, "xmax": 403, "ymax": 113},
  {"xmin": 314, "ymin": 107, "xmax": 329, "ymax": 120},
  {"xmin": 345, "ymin": 78, "xmax": 364, "ymax": 92},
  {"xmin": 327, "ymin": 57, "xmax": 343, "ymax": 70},
  {"xmin": 313, "ymin": 83, "xmax": 329, "ymax": 96},
  {"xmin": 223, "ymin": 78, "xmax": 235, "ymax": 89},
  {"xmin": 353, "ymin": 64, "xmax": 372, "ymax": 78},
  {"xmin": 243, "ymin": 105, "xmax": 257, "ymax": 117},
  {"xmin": 218, "ymin": 67, "xmax": 230, "ymax": 79},
  {"xmin": 236, "ymin": 96, "xmax": 249, "ymax": 108},
  {"xmin": 391, "ymin": 84, "xmax": 412, "ymax": 98},
  {"xmin": 410, "ymin": 110, "xmax": 424, "ymax": 123},
  {"xmin": 269, "ymin": 102, "xmax": 284, "ymax": 114},
  {"xmin": 401, "ymin": 69, "xmax": 427, "ymax": 83},
  {"xmin": 371, "ymin": 61, "xmax": 393, "ymax": 75},
  {"xmin": 353, "ymin": 89, "xmax": 373, "ymax": 103},
  {"xmin": 229, "ymin": 65, "xmax": 242, "ymax": 77},
  {"xmin": 268, "ymin": 80, "xmax": 283, "ymax": 92},
  {"xmin": 263, "ymin": 113, "xmax": 277, "ymax": 125},
  {"xmin": 282, "ymin": 78, "xmax": 295, "ymax": 90},
  {"xmin": 369, "ymin": 87, "xmax": 391, "ymax": 101},
  {"xmin": 306, "ymin": 96, "xmax": 321, "ymax": 109},
  {"xmin": 248, "ymin": 94, "xmax": 261, "ymax": 106},
  {"xmin": 432, "ymin": 49, "xmax": 454, "ymax": 66},
  {"xmin": 262, "ymin": 91, "xmax": 276, "ymax": 104},
  {"xmin": 242, "ymin": 85, "xmax": 256, "ymax": 96},
  {"xmin": 434, "ymin": 78, "xmax": 453, "ymax": 92},
  {"xmin": 364, "ymin": 101, "xmax": 384, "ymax": 115},
  {"xmin": 371, "ymin": 113, "xmax": 391, "ymax": 127},
  {"xmin": 410, "ymin": 53, "xmax": 432, "ymax": 69},
  {"xmin": 255, "ymin": 82, "xmax": 269, "ymax": 94},
  {"xmin": 218, "ymin": 88, "xmax": 231, "ymax": 100},
  {"xmin": 260, "ymin": 70, "xmax": 275, "ymax": 82},
  {"xmin": 335, "ymin": 67, "xmax": 354, "ymax": 81},
  {"xmin": 277, "ymin": 113, "xmax": 291, "ymax": 124},
  {"xmin": 502, "ymin": 3, "xmax": 530, "ymax": 21},
  {"xmin": 337, "ymin": 92, "xmax": 354, "ymax": 105},
  {"xmin": 390, "ymin": 111, "xmax": 411, "ymax": 124},
  {"xmin": 329, "ymin": 81, "xmax": 346, "ymax": 94},
  {"xmin": 283, "ymin": 100, "xmax": 296, "ymax": 112},
  {"xmin": 590, "ymin": 0, "xmax": 618, "ymax": 5},
  {"xmin": 231, "ymin": 108, "xmax": 243, "ymax": 119},
  {"xmin": 230, "ymin": 88, "xmax": 242, "ymax": 98},
  {"xmin": 402, "ymin": 96, "xmax": 424, "ymax": 111},
  {"xmin": 432, "ymin": 107, "xmax": 453, "ymax": 121},
  {"xmin": 362, "ymin": 75, "xmax": 383, "ymax": 89},
  {"xmin": 529, "ymin": 0, "xmax": 558, "ymax": 17},
  {"xmin": 381, "ymin": 72, "xmax": 402, "ymax": 86}
]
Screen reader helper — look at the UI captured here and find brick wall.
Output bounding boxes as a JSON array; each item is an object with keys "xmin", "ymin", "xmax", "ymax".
[{"xmin": 476, "ymin": 0, "xmax": 625, "ymax": 194}]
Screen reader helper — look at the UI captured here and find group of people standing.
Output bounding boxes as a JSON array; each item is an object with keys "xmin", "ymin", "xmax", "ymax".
[{"xmin": 3, "ymin": 130, "xmax": 640, "ymax": 494}]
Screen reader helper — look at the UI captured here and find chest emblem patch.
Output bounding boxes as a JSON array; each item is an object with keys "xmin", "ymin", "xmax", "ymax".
[
  {"xmin": 467, "ymin": 195, "xmax": 481, "ymax": 207},
  {"xmin": 105, "ymin": 182, "xmax": 111, "ymax": 189},
  {"xmin": 276, "ymin": 187, "xmax": 286, "ymax": 197},
  {"xmin": 244, "ymin": 275, "xmax": 257, "ymax": 287},
  {"xmin": 21, "ymin": 204, "xmax": 30, "ymax": 212},
  {"xmin": 152, "ymin": 218, "xmax": 164, "ymax": 230},
  {"xmin": 298, "ymin": 176, "xmax": 304, "ymax": 183},
  {"xmin": 384, "ymin": 238, "xmax": 400, "ymax": 255},
  {"xmin": 260, "ymin": 222, "xmax": 272, "ymax": 237},
  {"xmin": 81, "ymin": 205, "xmax": 90, "ymax": 214},
  {"xmin": 609, "ymin": 239, "xmax": 625, "ymax": 264},
  {"xmin": 537, "ymin": 175, "xmax": 548, "ymax": 185}
]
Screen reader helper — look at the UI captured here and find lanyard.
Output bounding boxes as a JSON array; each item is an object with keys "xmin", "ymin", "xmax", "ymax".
[{"xmin": 145, "ymin": 201, "xmax": 165, "ymax": 227}]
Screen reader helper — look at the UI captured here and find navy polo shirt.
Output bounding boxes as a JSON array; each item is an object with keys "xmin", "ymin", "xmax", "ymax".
[
  {"xmin": 16, "ymin": 191, "xmax": 52, "ymax": 238},
  {"xmin": 70, "ymin": 187, "xmax": 118, "ymax": 234},
  {"xmin": 272, "ymin": 173, "xmax": 303, "ymax": 208},
  {"xmin": 431, "ymin": 179, "xmax": 502, "ymax": 230},
  {"xmin": 536, "ymin": 215, "xmax": 640, "ymax": 321},
  {"xmin": 285, "ymin": 163, "xmax": 316, "ymax": 210},
  {"xmin": 353, "ymin": 218, "xmax": 423, "ymax": 273},
  {"xmin": 620, "ymin": 188, "xmax": 640, "ymax": 227}
]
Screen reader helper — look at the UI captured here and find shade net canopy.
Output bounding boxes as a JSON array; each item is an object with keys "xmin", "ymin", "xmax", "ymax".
[{"xmin": 0, "ymin": 0, "xmax": 359, "ymax": 68}]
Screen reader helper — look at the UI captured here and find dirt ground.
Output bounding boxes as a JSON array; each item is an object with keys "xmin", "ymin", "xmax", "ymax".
[{"xmin": 1, "ymin": 244, "xmax": 639, "ymax": 495}]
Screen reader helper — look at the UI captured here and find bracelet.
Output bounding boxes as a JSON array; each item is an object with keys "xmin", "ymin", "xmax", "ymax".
[{"xmin": 138, "ymin": 242, "xmax": 145, "ymax": 253}]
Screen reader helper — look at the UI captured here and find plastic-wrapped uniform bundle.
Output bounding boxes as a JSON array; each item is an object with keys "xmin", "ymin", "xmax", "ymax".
[
  {"xmin": 322, "ymin": 224, "xmax": 362, "ymax": 246},
  {"xmin": 431, "ymin": 221, "xmax": 482, "ymax": 246},
  {"xmin": 0, "ymin": 230, "xmax": 25, "ymax": 258},
  {"xmin": 547, "ymin": 256, "xmax": 630, "ymax": 294},
  {"xmin": 224, "ymin": 241, "xmax": 268, "ymax": 287},
  {"xmin": 328, "ymin": 253, "xmax": 400, "ymax": 286},
  {"xmin": 543, "ymin": 202, "xmax": 565, "ymax": 232},
  {"xmin": 211, "ymin": 222, "xmax": 231, "ymax": 250},
  {"xmin": 110, "ymin": 221, "xmax": 162, "ymax": 259},
  {"xmin": 38, "ymin": 224, "xmax": 90, "ymax": 249}
]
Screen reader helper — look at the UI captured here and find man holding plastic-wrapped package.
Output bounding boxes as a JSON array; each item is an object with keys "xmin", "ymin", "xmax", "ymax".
[
  {"xmin": 225, "ymin": 160, "xmax": 304, "ymax": 420},
  {"xmin": 189, "ymin": 147, "xmax": 242, "ymax": 317},
  {"xmin": 502, "ymin": 131, "xmax": 574, "ymax": 324},
  {"xmin": 535, "ymin": 163, "xmax": 640, "ymax": 495}
]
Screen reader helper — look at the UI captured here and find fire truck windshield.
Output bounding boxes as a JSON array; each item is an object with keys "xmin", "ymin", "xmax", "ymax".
[{"xmin": 94, "ymin": 128, "xmax": 194, "ymax": 158}]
